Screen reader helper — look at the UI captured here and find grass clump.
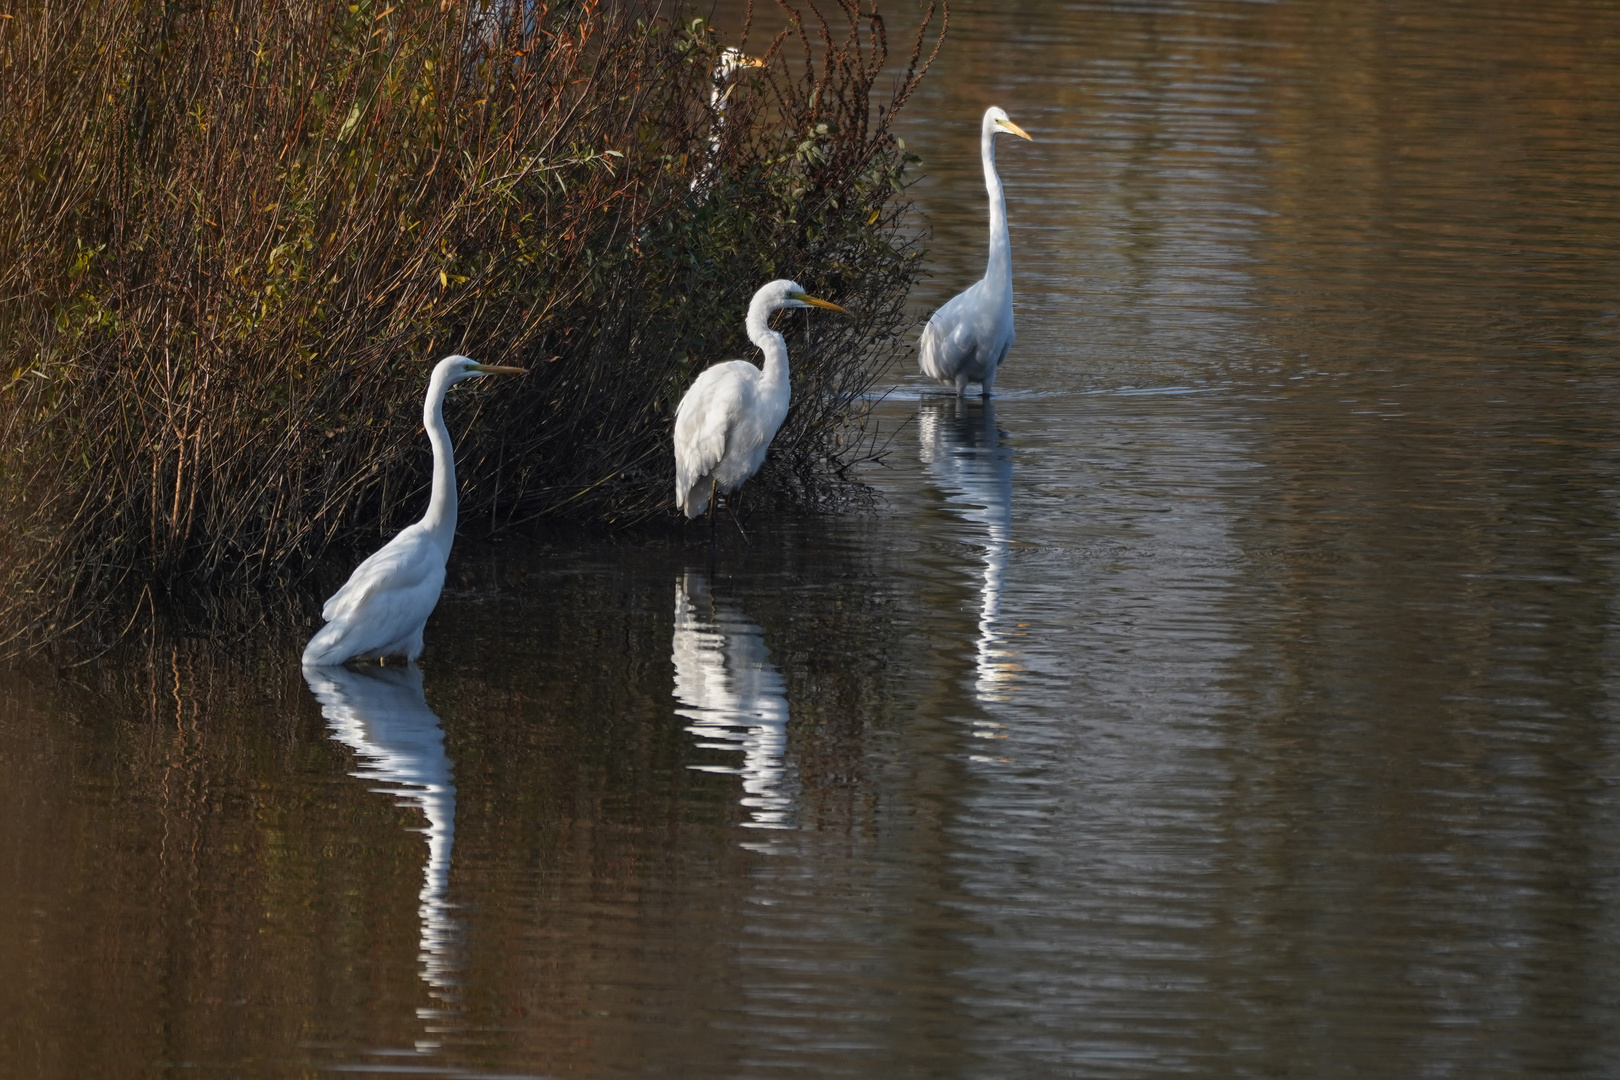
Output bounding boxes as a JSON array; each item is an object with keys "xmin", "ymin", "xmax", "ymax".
[{"xmin": 0, "ymin": 0, "xmax": 943, "ymax": 652}]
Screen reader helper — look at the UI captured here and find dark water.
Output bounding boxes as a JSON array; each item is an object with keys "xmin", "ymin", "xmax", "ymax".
[{"xmin": 6, "ymin": 0, "xmax": 1620, "ymax": 1075}]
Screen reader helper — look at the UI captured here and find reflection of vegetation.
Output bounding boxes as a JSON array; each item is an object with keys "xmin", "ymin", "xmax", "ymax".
[
  {"xmin": 0, "ymin": 530, "xmax": 943, "ymax": 1073},
  {"xmin": 0, "ymin": 0, "xmax": 943, "ymax": 652}
]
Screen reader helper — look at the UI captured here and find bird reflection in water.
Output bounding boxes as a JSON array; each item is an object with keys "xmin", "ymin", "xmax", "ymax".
[
  {"xmin": 302, "ymin": 663, "xmax": 461, "ymax": 1049},
  {"xmin": 672, "ymin": 572, "xmax": 796, "ymax": 843},
  {"xmin": 917, "ymin": 397, "xmax": 1020, "ymax": 709}
]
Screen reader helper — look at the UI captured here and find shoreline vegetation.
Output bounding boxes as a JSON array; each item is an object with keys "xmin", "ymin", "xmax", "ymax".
[{"xmin": 0, "ymin": 0, "xmax": 944, "ymax": 656}]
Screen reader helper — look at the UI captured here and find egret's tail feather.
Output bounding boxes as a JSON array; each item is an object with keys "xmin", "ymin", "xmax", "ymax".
[
  {"xmin": 918, "ymin": 319, "xmax": 944, "ymax": 381},
  {"xmin": 302, "ymin": 621, "xmax": 349, "ymax": 668},
  {"xmin": 680, "ymin": 476, "xmax": 714, "ymax": 519}
]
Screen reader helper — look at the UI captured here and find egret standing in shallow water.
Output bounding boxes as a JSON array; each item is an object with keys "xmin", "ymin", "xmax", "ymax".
[
  {"xmin": 302, "ymin": 355, "xmax": 525, "ymax": 668},
  {"xmin": 674, "ymin": 279, "xmax": 847, "ymax": 527},
  {"xmin": 918, "ymin": 106, "xmax": 1033, "ymax": 398}
]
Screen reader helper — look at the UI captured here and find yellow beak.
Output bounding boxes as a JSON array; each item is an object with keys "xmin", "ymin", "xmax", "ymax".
[
  {"xmin": 998, "ymin": 118, "xmax": 1033, "ymax": 141},
  {"xmin": 470, "ymin": 363, "xmax": 528, "ymax": 376},
  {"xmin": 793, "ymin": 293, "xmax": 849, "ymax": 314}
]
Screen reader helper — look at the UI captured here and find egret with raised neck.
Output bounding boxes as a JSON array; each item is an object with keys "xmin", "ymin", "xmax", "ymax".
[
  {"xmin": 303, "ymin": 355, "xmax": 525, "ymax": 667},
  {"xmin": 918, "ymin": 106, "xmax": 1033, "ymax": 398}
]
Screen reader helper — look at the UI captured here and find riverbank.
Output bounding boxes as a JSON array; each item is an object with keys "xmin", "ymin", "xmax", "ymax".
[{"xmin": 0, "ymin": 0, "xmax": 943, "ymax": 655}]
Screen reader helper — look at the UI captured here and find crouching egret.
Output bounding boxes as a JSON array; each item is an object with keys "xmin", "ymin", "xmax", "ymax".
[
  {"xmin": 302, "ymin": 355, "xmax": 525, "ymax": 667},
  {"xmin": 918, "ymin": 106, "xmax": 1033, "ymax": 398},
  {"xmin": 674, "ymin": 279, "xmax": 847, "ymax": 524}
]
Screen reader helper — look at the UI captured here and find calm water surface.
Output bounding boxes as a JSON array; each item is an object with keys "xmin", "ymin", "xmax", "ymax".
[{"xmin": 5, "ymin": 0, "xmax": 1620, "ymax": 1075}]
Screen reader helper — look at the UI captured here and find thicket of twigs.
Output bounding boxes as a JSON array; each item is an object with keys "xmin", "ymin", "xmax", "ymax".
[{"xmin": 0, "ymin": 0, "xmax": 943, "ymax": 652}]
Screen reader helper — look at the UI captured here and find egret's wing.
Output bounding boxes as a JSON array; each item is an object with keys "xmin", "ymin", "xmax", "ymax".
[
  {"xmin": 337, "ymin": 561, "xmax": 445, "ymax": 642},
  {"xmin": 920, "ymin": 282, "xmax": 986, "ymax": 378},
  {"xmin": 321, "ymin": 529, "xmax": 443, "ymax": 623},
  {"xmin": 674, "ymin": 362, "xmax": 755, "ymax": 500},
  {"xmin": 930, "ymin": 279, "xmax": 984, "ymax": 328}
]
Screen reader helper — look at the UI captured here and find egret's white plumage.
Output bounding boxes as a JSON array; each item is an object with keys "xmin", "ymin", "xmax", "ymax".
[
  {"xmin": 694, "ymin": 48, "xmax": 765, "ymax": 192},
  {"xmin": 302, "ymin": 355, "xmax": 525, "ymax": 667},
  {"xmin": 918, "ymin": 106, "xmax": 1033, "ymax": 398},
  {"xmin": 673, "ymin": 279, "xmax": 846, "ymax": 519},
  {"xmin": 712, "ymin": 47, "xmax": 764, "ymax": 107}
]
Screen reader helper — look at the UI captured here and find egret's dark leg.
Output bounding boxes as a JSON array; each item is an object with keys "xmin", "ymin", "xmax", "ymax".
[
  {"xmin": 707, "ymin": 480, "xmax": 718, "ymax": 546},
  {"xmin": 706, "ymin": 481, "xmax": 719, "ymax": 574},
  {"xmin": 728, "ymin": 491, "xmax": 750, "ymax": 546}
]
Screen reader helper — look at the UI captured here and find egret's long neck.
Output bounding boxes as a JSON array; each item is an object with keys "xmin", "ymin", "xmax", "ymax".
[
  {"xmin": 747, "ymin": 299, "xmax": 791, "ymax": 398},
  {"xmin": 982, "ymin": 119, "xmax": 1011, "ymax": 293},
  {"xmin": 420, "ymin": 371, "xmax": 458, "ymax": 553}
]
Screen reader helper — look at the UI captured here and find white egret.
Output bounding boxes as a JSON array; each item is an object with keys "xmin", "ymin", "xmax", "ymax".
[
  {"xmin": 712, "ymin": 47, "xmax": 765, "ymax": 108},
  {"xmin": 694, "ymin": 47, "xmax": 765, "ymax": 192},
  {"xmin": 918, "ymin": 106, "xmax": 1033, "ymax": 398},
  {"xmin": 673, "ymin": 279, "xmax": 847, "ymax": 522},
  {"xmin": 302, "ymin": 355, "xmax": 525, "ymax": 667}
]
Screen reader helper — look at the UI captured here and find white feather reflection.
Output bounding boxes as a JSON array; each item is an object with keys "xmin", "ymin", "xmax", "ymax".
[
  {"xmin": 672, "ymin": 572, "xmax": 796, "ymax": 837},
  {"xmin": 302, "ymin": 663, "xmax": 461, "ymax": 1046},
  {"xmin": 918, "ymin": 397, "xmax": 1020, "ymax": 706}
]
